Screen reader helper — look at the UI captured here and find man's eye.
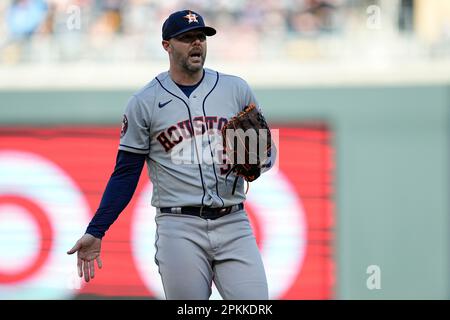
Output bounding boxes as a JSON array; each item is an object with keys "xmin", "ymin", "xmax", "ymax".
[{"xmin": 177, "ymin": 34, "xmax": 206, "ymax": 42}]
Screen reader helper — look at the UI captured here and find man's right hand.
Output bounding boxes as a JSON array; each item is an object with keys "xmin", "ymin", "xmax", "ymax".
[{"xmin": 67, "ymin": 233, "xmax": 103, "ymax": 282}]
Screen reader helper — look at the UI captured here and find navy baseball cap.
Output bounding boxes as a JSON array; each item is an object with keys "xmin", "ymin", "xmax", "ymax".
[{"xmin": 162, "ymin": 10, "xmax": 216, "ymax": 40}]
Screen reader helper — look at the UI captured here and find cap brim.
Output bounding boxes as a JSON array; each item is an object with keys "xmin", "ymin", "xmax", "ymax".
[{"xmin": 168, "ymin": 26, "xmax": 216, "ymax": 39}]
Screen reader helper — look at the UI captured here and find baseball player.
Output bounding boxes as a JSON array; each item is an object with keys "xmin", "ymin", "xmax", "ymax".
[{"xmin": 67, "ymin": 9, "xmax": 276, "ymax": 300}]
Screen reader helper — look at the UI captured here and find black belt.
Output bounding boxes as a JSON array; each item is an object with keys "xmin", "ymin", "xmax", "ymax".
[{"xmin": 159, "ymin": 203, "xmax": 244, "ymax": 220}]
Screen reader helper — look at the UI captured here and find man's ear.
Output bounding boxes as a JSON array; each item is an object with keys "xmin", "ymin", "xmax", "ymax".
[{"xmin": 162, "ymin": 40, "xmax": 171, "ymax": 52}]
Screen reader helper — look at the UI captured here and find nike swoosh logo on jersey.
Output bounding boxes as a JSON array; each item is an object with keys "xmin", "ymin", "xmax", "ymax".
[{"xmin": 158, "ymin": 99, "xmax": 172, "ymax": 108}]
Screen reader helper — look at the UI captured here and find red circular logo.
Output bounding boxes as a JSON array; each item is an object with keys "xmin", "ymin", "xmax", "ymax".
[{"xmin": 0, "ymin": 195, "xmax": 53, "ymax": 283}]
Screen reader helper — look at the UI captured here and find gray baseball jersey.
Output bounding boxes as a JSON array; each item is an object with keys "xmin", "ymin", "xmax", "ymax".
[
  {"xmin": 119, "ymin": 68, "xmax": 274, "ymax": 208},
  {"xmin": 119, "ymin": 68, "xmax": 275, "ymax": 299}
]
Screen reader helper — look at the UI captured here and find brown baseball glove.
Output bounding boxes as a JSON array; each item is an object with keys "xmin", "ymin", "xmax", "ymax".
[{"xmin": 222, "ymin": 103, "xmax": 272, "ymax": 194}]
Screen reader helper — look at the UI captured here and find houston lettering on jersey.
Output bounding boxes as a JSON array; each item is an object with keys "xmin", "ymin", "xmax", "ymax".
[{"xmin": 157, "ymin": 116, "xmax": 228, "ymax": 152}]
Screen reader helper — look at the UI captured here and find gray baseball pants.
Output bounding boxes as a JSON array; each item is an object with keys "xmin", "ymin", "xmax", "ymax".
[{"xmin": 154, "ymin": 209, "xmax": 268, "ymax": 300}]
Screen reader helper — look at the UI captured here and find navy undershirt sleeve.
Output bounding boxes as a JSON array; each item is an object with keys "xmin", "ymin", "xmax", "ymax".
[{"xmin": 85, "ymin": 150, "xmax": 146, "ymax": 239}]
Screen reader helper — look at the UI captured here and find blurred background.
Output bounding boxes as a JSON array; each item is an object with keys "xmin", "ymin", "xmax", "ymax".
[{"xmin": 0, "ymin": 0, "xmax": 449, "ymax": 299}]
